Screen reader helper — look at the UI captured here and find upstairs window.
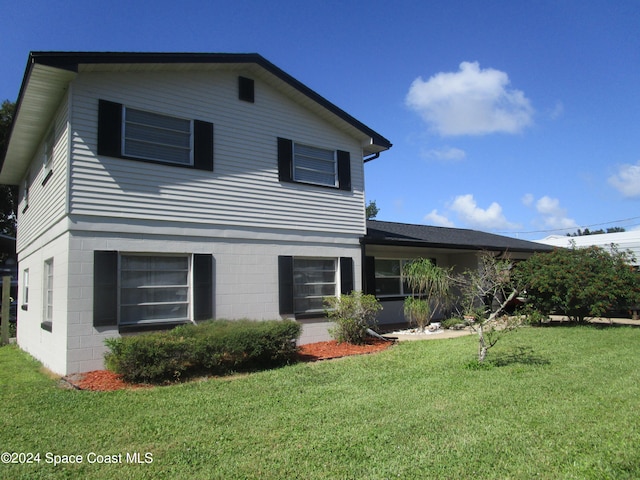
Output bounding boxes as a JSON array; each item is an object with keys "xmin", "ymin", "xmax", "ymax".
[
  {"xmin": 98, "ymin": 99, "xmax": 214, "ymax": 171},
  {"xmin": 22, "ymin": 171, "xmax": 30, "ymax": 213},
  {"xmin": 293, "ymin": 144, "xmax": 337, "ymax": 187},
  {"xmin": 123, "ymin": 108, "xmax": 192, "ymax": 166},
  {"xmin": 277, "ymin": 138, "xmax": 351, "ymax": 191},
  {"xmin": 43, "ymin": 129, "xmax": 55, "ymax": 173}
]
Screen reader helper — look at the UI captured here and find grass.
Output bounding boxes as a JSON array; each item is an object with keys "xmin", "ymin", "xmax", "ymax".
[{"xmin": 2, "ymin": 326, "xmax": 640, "ymax": 479}]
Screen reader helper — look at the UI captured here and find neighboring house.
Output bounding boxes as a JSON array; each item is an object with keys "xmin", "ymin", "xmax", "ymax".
[
  {"xmin": 0, "ymin": 52, "xmax": 391, "ymax": 375},
  {"xmin": 536, "ymin": 231, "xmax": 640, "ymax": 267},
  {"xmin": 362, "ymin": 220, "xmax": 554, "ymax": 325}
]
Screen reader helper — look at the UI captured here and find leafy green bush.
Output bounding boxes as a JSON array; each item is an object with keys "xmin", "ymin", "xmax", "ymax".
[
  {"xmin": 325, "ymin": 291, "xmax": 382, "ymax": 344},
  {"xmin": 514, "ymin": 245, "xmax": 640, "ymax": 322},
  {"xmin": 104, "ymin": 334, "xmax": 197, "ymax": 383},
  {"xmin": 519, "ymin": 306, "xmax": 548, "ymax": 326},
  {"xmin": 104, "ymin": 319, "xmax": 301, "ymax": 383},
  {"xmin": 441, "ymin": 317, "xmax": 465, "ymax": 329}
]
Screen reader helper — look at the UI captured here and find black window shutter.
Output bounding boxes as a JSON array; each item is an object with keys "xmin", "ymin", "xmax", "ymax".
[
  {"xmin": 363, "ymin": 256, "xmax": 376, "ymax": 296},
  {"xmin": 193, "ymin": 254, "xmax": 214, "ymax": 321},
  {"xmin": 277, "ymin": 138, "xmax": 293, "ymax": 183},
  {"xmin": 97, "ymin": 100, "xmax": 122, "ymax": 158},
  {"xmin": 193, "ymin": 121, "xmax": 214, "ymax": 172},
  {"xmin": 278, "ymin": 256, "xmax": 294, "ymax": 315},
  {"xmin": 238, "ymin": 76, "xmax": 255, "ymax": 103},
  {"xmin": 340, "ymin": 257, "xmax": 354, "ymax": 295},
  {"xmin": 93, "ymin": 251, "xmax": 118, "ymax": 327},
  {"xmin": 337, "ymin": 150, "xmax": 351, "ymax": 191}
]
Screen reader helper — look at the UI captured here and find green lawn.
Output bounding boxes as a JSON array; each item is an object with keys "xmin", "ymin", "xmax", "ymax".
[{"xmin": 2, "ymin": 326, "xmax": 640, "ymax": 479}]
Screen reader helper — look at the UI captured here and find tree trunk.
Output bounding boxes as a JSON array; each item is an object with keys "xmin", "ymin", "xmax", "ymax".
[{"xmin": 478, "ymin": 325, "xmax": 487, "ymax": 363}]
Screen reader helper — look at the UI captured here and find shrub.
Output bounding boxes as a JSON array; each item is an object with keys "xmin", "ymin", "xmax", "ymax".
[
  {"xmin": 514, "ymin": 245, "xmax": 640, "ymax": 322},
  {"xmin": 325, "ymin": 291, "xmax": 382, "ymax": 345},
  {"xmin": 402, "ymin": 259, "xmax": 453, "ymax": 331},
  {"xmin": 104, "ymin": 319, "xmax": 301, "ymax": 383},
  {"xmin": 519, "ymin": 306, "xmax": 548, "ymax": 326},
  {"xmin": 104, "ymin": 334, "xmax": 197, "ymax": 383},
  {"xmin": 441, "ymin": 317, "xmax": 465, "ymax": 329}
]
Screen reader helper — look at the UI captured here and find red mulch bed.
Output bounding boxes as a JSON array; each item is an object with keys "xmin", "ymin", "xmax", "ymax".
[
  {"xmin": 296, "ymin": 337, "xmax": 393, "ymax": 361},
  {"xmin": 62, "ymin": 338, "xmax": 394, "ymax": 392}
]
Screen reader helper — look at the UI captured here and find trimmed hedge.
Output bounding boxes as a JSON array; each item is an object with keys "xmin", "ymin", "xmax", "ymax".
[{"xmin": 104, "ymin": 319, "xmax": 301, "ymax": 383}]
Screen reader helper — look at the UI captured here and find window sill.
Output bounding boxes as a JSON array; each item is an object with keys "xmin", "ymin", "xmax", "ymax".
[
  {"xmin": 283, "ymin": 179, "xmax": 349, "ymax": 192},
  {"xmin": 294, "ymin": 312, "xmax": 329, "ymax": 320},
  {"xmin": 40, "ymin": 321, "xmax": 52, "ymax": 332},
  {"xmin": 118, "ymin": 321, "xmax": 191, "ymax": 334}
]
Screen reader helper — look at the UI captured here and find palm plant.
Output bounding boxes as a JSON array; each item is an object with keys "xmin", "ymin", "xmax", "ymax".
[{"xmin": 402, "ymin": 258, "xmax": 453, "ymax": 331}]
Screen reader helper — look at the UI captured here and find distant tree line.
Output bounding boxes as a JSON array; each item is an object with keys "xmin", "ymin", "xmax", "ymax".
[
  {"xmin": 0, "ymin": 100, "xmax": 17, "ymax": 238},
  {"xmin": 567, "ymin": 227, "xmax": 626, "ymax": 237}
]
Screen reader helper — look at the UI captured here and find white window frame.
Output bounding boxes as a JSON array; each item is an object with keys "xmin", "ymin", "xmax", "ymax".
[
  {"xmin": 22, "ymin": 268, "xmax": 29, "ymax": 307},
  {"xmin": 122, "ymin": 106, "xmax": 194, "ymax": 166},
  {"xmin": 374, "ymin": 258, "xmax": 439, "ymax": 298},
  {"xmin": 119, "ymin": 254, "xmax": 191, "ymax": 326},
  {"xmin": 293, "ymin": 143, "xmax": 337, "ymax": 187},
  {"xmin": 292, "ymin": 257, "xmax": 337, "ymax": 314},
  {"xmin": 43, "ymin": 128, "xmax": 55, "ymax": 173},
  {"xmin": 22, "ymin": 171, "xmax": 30, "ymax": 213},
  {"xmin": 43, "ymin": 259, "xmax": 54, "ymax": 323}
]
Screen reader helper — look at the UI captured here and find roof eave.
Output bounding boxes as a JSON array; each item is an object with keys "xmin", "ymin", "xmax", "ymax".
[
  {"xmin": 361, "ymin": 236, "xmax": 553, "ymax": 253},
  {"xmin": 0, "ymin": 57, "xmax": 77, "ymax": 184}
]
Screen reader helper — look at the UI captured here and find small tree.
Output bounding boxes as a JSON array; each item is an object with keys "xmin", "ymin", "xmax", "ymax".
[
  {"xmin": 456, "ymin": 252, "xmax": 522, "ymax": 363},
  {"xmin": 403, "ymin": 258, "xmax": 453, "ymax": 332},
  {"xmin": 514, "ymin": 244, "xmax": 640, "ymax": 322},
  {"xmin": 366, "ymin": 200, "xmax": 379, "ymax": 220},
  {"xmin": 325, "ymin": 291, "xmax": 382, "ymax": 344}
]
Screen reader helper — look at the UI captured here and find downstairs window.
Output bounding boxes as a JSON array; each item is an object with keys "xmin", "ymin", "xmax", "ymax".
[
  {"xmin": 120, "ymin": 255, "xmax": 190, "ymax": 325},
  {"xmin": 93, "ymin": 251, "xmax": 213, "ymax": 330}
]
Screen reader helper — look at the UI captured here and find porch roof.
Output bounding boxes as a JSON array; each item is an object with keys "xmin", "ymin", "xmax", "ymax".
[{"xmin": 363, "ymin": 220, "xmax": 555, "ymax": 254}]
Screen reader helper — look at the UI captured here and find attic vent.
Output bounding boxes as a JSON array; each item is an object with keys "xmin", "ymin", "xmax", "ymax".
[{"xmin": 238, "ymin": 76, "xmax": 255, "ymax": 103}]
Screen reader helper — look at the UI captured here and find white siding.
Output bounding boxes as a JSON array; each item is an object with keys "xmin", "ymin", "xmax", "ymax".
[
  {"xmin": 69, "ymin": 71, "xmax": 366, "ymax": 236},
  {"xmin": 16, "ymin": 233, "xmax": 70, "ymax": 375},
  {"xmin": 17, "ymin": 94, "xmax": 69, "ymax": 252}
]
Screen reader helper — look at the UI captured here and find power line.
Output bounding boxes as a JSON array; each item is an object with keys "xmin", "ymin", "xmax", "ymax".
[{"xmin": 497, "ymin": 216, "xmax": 640, "ymax": 236}]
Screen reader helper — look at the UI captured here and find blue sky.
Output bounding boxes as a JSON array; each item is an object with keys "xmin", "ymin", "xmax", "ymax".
[{"xmin": 3, "ymin": 0, "xmax": 640, "ymax": 240}]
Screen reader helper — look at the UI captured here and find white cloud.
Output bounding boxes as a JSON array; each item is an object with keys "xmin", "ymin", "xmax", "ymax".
[
  {"xmin": 535, "ymin": 196, "xmax": 578, "ymax": 230},
  {"xmin": 608, "ymin": 161, "xmax": 640, "ymax": 197},
  {"xmin": 422, "ymin": 146, "xmax": 467, "ymax": 162},
  {"xmin": 549, "ymin": 101, "xmax": 564, "ymax": 120},
  {"xmin": 450, "ymin": 194, "xmax": 519, "ymax": 230},
  {"xmin": 405, "ymin": 61, "xmax": 534, "ymax": 136},
  {"xmin": 424, "ymin": 209, "xmax": 455, "ymax": 227},
  {"xmin": 521, "ymin": 193, "xmax": 534, "ymax": 207}
]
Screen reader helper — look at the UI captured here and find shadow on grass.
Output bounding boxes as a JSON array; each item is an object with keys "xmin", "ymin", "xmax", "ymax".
[{"xmin": 489, "ymin": 346, "xmax": 551, "ymax": 367}]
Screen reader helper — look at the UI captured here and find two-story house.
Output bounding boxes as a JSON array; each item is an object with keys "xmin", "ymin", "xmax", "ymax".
[{"xmin": 0, "ymin": 52, "xmax": 392, "ymax": 375}]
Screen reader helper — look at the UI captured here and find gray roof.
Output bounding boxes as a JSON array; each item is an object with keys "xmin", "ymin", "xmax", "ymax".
[{"xmin": 364, "ymin": 220, "xmax": 555, "ymax": 253}]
